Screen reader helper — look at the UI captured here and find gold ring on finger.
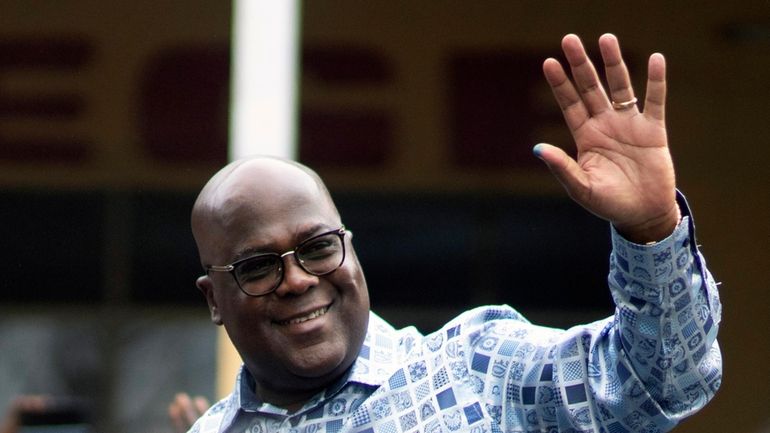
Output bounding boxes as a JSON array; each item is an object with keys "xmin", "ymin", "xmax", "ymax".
[{"xmin": 612, "ymin": 96, "xmax": 638, "ymax": 110}]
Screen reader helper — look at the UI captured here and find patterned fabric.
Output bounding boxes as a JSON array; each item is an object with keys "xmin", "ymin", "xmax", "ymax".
[{"xmin": 189, "ymin": 195, "xmax": 722, "ymax": 433}]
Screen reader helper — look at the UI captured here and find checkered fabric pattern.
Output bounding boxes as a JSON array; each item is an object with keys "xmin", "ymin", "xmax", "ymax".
[{"xmin": 189, "ymin": 195, "xmax": 722, "ymax": 433}]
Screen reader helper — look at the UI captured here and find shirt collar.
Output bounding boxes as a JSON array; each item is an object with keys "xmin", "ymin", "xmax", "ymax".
[{"xmin": 347, "ymin": 310, "xmax": 407, "ymax": 386}]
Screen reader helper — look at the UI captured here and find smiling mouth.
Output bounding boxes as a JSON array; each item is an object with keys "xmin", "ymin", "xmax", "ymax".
[{"xmin": 277, "ymin": 305, "xmax": 330, "ymax": 326}]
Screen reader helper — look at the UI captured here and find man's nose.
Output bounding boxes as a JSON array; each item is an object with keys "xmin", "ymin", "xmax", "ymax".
[{"xmin": 274, "ymin": 252, "xmax": 317, "ymax": 296}]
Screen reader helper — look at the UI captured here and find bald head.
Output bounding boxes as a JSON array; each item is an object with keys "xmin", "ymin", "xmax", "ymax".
[{"xmin": 191, "ymin": 157, "xmax": 339, "ymax": 265}]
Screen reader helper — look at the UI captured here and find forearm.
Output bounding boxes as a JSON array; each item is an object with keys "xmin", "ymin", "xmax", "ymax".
[{"xmin": 604, "ymin": 191, "xmax": 722, "ymax": 420}]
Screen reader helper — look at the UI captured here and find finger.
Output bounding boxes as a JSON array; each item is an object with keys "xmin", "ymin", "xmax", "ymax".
[
  {"xmin": 170, "ymin": 393, "xmax": 196, "ymax": 427},
  {"xmin": 13, "ymin": 396, "xmax": 48, "ymax": 412},
  {"xmin": 193, "ymin": 396, "xmax": 210, "ymax": 416},
  {"xmin": 168, "ymin": 400, "xmax": 185, "ymax": 433},
  {"xmin": 543, "ymin": 58, "xmax": 590, "ymax": 133},
  {"xmin": 180, "ymin": 394, "xmax": 201, "ymax": 425},
  {"xmin": 599, "ymin": 33, "xmax": 638, "ymax": 112},
  {"xmin": 561, "ymin": 34, "xmax": 611, "ymax": 115},
  {"xmin": 533, "ymin": 143, "xmax": 590, "ymax": 203},
  {"xmin": 644, "ymin": 52, "xmax": 666, "ymax": 123}
]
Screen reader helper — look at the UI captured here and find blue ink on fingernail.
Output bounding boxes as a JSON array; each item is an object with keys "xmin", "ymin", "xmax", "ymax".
[{"xmin": 533, "ymin": 143, "xmax": 544, "ymax": 158}]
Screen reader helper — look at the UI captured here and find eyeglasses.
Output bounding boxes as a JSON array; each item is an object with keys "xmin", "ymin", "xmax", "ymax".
[{"xmin": 205, "ymin": 227, "xmax": 347, "ymax": 297}]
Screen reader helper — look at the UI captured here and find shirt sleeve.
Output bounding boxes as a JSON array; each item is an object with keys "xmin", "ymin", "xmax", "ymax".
[
  {"xmin": 595, "ymin": 191, "xmax": 722, "ymax": 427},
  {"xmin": 473, "ymin": 192, "xmax": 722, "ymax": 433}
]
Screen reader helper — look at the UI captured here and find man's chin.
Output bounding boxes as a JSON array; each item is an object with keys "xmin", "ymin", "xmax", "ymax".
[{"xmin": 287, "ymin": 352, "xmax": 349, "ymax": 381}]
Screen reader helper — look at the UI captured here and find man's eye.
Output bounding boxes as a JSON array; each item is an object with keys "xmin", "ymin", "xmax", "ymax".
[
  {"xmin": 237, "ymin": 257, "xmax": 276, "ymax": 280},
  {"xmin": 300, "ymin": 239, "xmax": 336, "ymax": 259}
]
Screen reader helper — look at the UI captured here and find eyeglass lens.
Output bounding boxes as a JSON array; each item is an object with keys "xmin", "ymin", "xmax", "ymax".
[{"xmin": 234, "ymin": 231, "xmax": 344, "ymax": 295}]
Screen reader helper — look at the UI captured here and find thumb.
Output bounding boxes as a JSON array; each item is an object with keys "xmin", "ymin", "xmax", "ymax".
[{"xmin": 533, "ymin": 143, "xmax": 589, "ymax": 202}]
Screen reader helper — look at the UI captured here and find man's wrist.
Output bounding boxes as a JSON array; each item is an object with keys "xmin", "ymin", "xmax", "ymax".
[{"xmin": 614, "ymin": 205, "xmax": 682, "ymax": 244}]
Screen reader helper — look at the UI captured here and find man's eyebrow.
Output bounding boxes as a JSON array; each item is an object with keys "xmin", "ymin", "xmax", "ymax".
[
  {"xmin": 230, "ymin": 246, "xmax": 269, "ymax": 263},
  {"xmin": 229, "ymin": 223, "xmax": 335, "ymax": 263}
]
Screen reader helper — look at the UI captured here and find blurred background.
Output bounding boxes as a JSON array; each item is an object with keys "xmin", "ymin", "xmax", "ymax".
[{"xmin": 0, "ymin": 1, "xmax": 768, "ymax": 432}]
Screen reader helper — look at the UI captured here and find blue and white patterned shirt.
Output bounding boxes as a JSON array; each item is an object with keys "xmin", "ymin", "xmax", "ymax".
[{"xmin": 190, "ymin": 197, "xmax": 722, "ymax": 433}]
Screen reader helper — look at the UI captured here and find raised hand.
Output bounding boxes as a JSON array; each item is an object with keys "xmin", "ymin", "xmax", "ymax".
[
  {"xmin": 535, "ymin": 33, "xmax": 681, "ymax": 243},
  {"xmin": 168, "ymin": 393, "xmax": 210, "ymax": 433}
]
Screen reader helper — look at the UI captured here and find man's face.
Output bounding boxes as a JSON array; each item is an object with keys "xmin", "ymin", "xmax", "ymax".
[{"xmin": 194, "ymin": 160, "xmax": 370, "ymax": 407}]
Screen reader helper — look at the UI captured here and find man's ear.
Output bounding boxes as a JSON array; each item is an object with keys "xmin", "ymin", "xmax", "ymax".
[{"xmin": 196, "ymin": 275, "xmax": 223, "ymax": 326}]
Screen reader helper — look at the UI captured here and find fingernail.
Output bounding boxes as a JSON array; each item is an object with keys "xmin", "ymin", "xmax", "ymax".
[{"xmin": 532, "ymin": 143, "xmax": 545, "ymax": 159}]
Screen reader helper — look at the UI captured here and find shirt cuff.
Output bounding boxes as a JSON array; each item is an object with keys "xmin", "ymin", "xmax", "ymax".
[{"xmin": 609, "ymin": 191, "xmax": 697, "ymax": 286}]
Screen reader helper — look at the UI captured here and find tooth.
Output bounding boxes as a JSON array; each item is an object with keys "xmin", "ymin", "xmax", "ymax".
[{"xmin": 283, "ymin": 307, "xmax": 327, "ymax": 325}]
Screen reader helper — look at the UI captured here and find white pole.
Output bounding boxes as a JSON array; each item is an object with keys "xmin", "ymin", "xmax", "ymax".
[
  {"xmin": 218, "ymin": 0, "xmax": 300, "ymax": 399},
  {"xmin": 229, "ymin": 0, "xmax": 300, "ymax": 160}
]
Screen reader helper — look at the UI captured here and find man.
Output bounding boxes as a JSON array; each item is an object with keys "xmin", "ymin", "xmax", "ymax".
[{"xmin": 188, "ymin": 34, "xmax": 722, "ymax": 433}]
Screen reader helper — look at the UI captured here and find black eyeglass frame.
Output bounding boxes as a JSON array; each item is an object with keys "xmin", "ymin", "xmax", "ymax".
[{"xmin": 204, "ymin": 226, "xmax": 347, "ymax": 297}]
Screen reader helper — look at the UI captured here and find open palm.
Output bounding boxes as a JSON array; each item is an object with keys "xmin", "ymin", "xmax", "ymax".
[{"xmin": 536, "ymin": 34, "xmax": 680, "ymax": 243}]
